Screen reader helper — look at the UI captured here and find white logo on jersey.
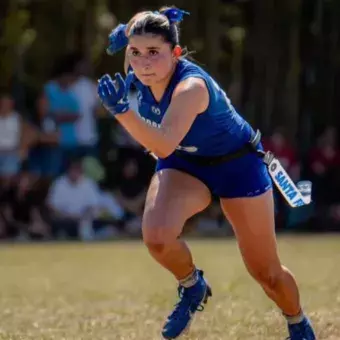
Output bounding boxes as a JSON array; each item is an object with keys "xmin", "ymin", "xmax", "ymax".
[
  {"xmin": 139, "ymin": 114, "xmax": 160, "ymax": 128},
  {"xmin": 151, "ymin": 106, "xmax": 161, "ymax": 115},
  {"xmin": 176, "ymin": 145, "xmax": 198, "ymax": 153},
  {"xmin": 137, "ymin": 114, "xmax": 198, "ymax": 153},
  {"xmin": 137, "ymin": 92, "xmax": 143, "ymax": 105}
]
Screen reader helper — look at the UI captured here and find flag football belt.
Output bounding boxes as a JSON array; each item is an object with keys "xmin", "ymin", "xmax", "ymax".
[
  {"xmin": 173, "ymin": 130, "xmax": 312, "ymax": 208},
  {"xmin": 173, "ymin": 129, "xmax": 262, "ymax": 166}
]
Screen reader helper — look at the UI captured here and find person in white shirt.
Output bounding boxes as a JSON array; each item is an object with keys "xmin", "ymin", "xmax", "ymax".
[
  {"xmin": 70, "ymin": 59, "xmax": 99, "ymax": 156},
  {"xmin": 47, "ymin": 158, "xmax": 99, "ymax": 240},
  {"xmin": 0, "ymin": 94, "xmax": 21, "ymax": 182}
]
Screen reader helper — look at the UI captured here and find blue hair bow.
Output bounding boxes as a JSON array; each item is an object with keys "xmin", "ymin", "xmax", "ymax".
[
  {"xmin": 106, "ymin": 8, "xmax": 189, "ymax": 55},
  {"xmin": 158, "ymin": 8, "xmax": 190, "ymax": 24},
  {"xmin": 106, "ymin": 23, "xmax": 128, "ymax": 56}
]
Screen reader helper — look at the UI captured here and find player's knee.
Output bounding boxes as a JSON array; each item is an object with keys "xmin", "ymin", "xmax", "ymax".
[
  {"xmin": 142, "ymin": 221, "xmax": 179, "ymax": 248},
  {"xmin": 248, "ymin": 265, "xmax": 284, "ymax": 290}
]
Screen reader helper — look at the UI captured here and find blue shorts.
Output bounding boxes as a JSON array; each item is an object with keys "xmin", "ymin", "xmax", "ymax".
[{"xmin": 156, "ymin": 147, "xmax": 272, "ymax": 198}]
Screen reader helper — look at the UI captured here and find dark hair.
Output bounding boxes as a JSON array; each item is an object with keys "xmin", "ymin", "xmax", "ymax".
[
  {"xmin": 127, "ymin": 7, "xmax": 180, "ymax": 48},
  {"xmin": 51, "ymin": 54, "xmax": 78, "ymax": 78}
]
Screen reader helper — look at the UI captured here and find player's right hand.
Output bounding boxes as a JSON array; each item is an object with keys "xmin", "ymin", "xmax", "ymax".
[{"xmin": 97, "ymin": 73, "xmax": 130, "ymax": 115}]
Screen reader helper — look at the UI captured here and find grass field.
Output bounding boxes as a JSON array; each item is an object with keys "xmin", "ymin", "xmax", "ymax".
[{"xmin": 1, "ymin": 235, "xmax": 340, "ymax": 340}]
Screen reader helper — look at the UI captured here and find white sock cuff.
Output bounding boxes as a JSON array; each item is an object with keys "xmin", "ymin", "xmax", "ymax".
[{"xmin": 179, "ymin": 269, "xmax": 198, "ymax": 288}]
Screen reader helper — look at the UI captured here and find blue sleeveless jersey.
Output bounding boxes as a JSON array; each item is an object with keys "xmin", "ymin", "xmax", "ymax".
[{"xmin": 130, "ymin": 59, "xmax": 253, "ymax": 157}]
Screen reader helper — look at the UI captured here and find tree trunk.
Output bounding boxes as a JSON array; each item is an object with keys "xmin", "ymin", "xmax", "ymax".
[
  {"xmin": 204, "ymin": 0, "xmax": 220, "ymax": 77},
  {"xmin": 278, "ymin": 0, "xmax": 302, "ymax": 139}
]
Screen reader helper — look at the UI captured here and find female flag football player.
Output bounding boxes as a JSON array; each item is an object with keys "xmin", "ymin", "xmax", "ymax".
[{"xmin": 97, "ymin": 6, "xmax": 316, "ymax": 340}]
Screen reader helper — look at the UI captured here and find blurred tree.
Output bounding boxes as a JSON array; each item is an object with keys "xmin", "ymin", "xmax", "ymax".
[
  {"xmin": 218, "ymin": 2, "xmax": 247, "ymax": 108},
  {"xmin": 243, "ymin": 0, "xmax": 302, "ymax": 138},
  {"xmin": 0, "ymin": 0, "xmax": 339, "ymax": 142},
  {"xmin": 0, "ymin": 0, "xmax": 31, "ymax": 93}
]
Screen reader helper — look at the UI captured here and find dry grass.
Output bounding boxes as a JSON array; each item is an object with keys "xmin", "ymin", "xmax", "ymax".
[{"xmin": 0, "ymin": 235, "xmax": 340, "ymax": 340}]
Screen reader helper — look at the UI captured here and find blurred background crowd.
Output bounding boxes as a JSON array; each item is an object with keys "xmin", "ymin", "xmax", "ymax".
[{"xmin": 0, "ymin": 0, "xmax": 340, "ymax": 242}]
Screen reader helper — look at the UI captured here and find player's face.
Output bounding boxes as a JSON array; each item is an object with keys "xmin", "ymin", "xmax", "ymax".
[{"xmin": 127, "ymin": 34, "xmax": 176, "ymax": 86}]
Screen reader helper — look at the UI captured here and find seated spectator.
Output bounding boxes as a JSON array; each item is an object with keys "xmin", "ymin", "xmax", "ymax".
[
  {"xmin": 47, "ymin": 159, "xmax": 99, "ymax": 240},
  {"xmin": 93, "ymin": 181, "xmax": 126, "ymax": 238},
  {"xmin": 96, "ymin": 181, "xmax": 125, "ymax": 221},
  {"xmin": 114, "ymin": 156, "xmax": 150, "ymax": 234},
  {"xmin": 0, "ymin": 169, "xmax": 49, "ymax": 240}
]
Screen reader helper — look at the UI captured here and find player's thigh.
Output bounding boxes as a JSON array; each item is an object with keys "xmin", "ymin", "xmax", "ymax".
[
  {"xmin": 142, "ymin": 169, "xmax": 211, "ymax": 243},
  {"xmin": 220, "ymin": 189, "xmax": 282, "ymax": 278}
]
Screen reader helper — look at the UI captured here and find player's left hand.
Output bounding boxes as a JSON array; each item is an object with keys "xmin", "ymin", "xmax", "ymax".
[{"xmin": 97, "ymin": 73, "xmax": 130, "ymax": 115}]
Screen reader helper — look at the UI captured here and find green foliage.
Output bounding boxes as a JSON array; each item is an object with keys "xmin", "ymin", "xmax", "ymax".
[{"xmin": 0, "ymin": 0, "xmax": 339, "ymax": 137}]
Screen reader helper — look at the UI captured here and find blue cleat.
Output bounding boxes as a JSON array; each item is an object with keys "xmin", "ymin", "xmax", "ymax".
[
  {"xmin": 162, "ymin": 270, "xmax": 212, "ymax": 339},
  {"xmin": 287, "ymin": 317, "xmax": 316, "ymax": 340}
]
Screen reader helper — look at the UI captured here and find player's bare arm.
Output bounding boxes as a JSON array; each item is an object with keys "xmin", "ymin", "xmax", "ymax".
[{"xmin": 116, "ymin": 77, "xmax": 208, "ymax": 158}]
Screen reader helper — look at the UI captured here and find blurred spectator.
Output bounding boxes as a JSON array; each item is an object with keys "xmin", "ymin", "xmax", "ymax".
[
  {"xmin": 28, "ymin": 92, "xmax": 60, "ymax": 180},
  {"xmin": 309, "ymin": 126, "xmax": 339, "ymax": 175},
  {"xmin": 70, "ymin": 57, "xmax": 100, "ymax": 157},
  {"xmin": 306, "ymin": 126, "xmax": 340, "ymax": 230},
  {"xmin": 195, "ymin": 200, "xmax": 228, "ymax": 235},
  {"xmin": 47, "ymin": 159, "xmax": 99, "ymax": 240},
  {"xmin": 43, "ymin": 56, "xmax": 80, "ymax": 174},
  {"xmin": 263, "ymin": 126, "xmax": 300, "ymax": 181},
  {"xmin": 36, "ymin": 92, "xmax": 60, "ymax": 143},
  {"xmin": 93, "ymin": 181, "xmax": 126, "ymax": 238},
  {"xmin": 114, "ymin": 155, "xmax": 150, "ymax": 234},
  {"xmin": 327, "ymin": 169, "xmax": 340, "ymax": 230},
  {"xmin": 307, "ymin": 126, "xmax": 340, "ymax": 204},
  {"xmin": 97, "ymin": 182, "xmax": 125, "ymax": 221},
  {"xmin": 0, "ymin": 93, "xmax": 40, "ymax": 186},
  {"xmin": 0, "ymin": 169, "xmax": 49, "ymax": 241},
  {"xmin": 0, "ymin": 94, "xmax": 21, "ymax": 183}
]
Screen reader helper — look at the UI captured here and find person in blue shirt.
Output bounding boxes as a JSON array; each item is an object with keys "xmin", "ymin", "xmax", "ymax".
[
  {"xmin": 43, "ymin": 62, "xmax": 79, "ymax": 175},
  {"xmin": 98, "ymin": 7, "xmax": 316, "ymax": 340}
]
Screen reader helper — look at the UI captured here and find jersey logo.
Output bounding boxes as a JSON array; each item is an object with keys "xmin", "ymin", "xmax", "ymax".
[
  {"xmin": 137, "ymin": 92, "xmax": 143, "ymax": 105},
  {"xmin": 176, "ymin": 145, "xmax": 198, "ymax": 153},
  {"xmin": 151, "ymin": 106, "xmax": 161, "ymax": 115}
]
